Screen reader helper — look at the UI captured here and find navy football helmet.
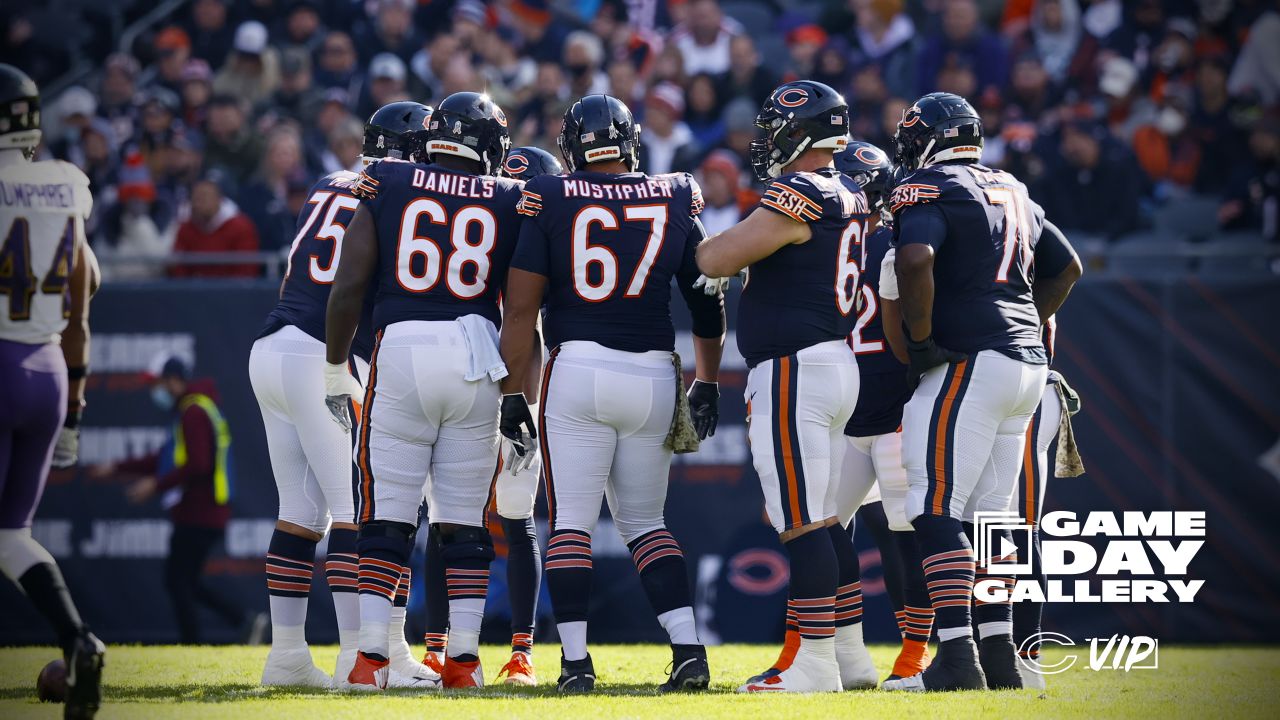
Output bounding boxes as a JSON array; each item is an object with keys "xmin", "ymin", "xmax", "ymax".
[
  {"xmin": 426, "ymin": 92, "xmax": 511, "ymax": 175},
  {"xmin": 362, "ymin": 101, "xmax": 433, "ymax": 165},
  {"xmin": 558, "ymin": 94, "xmax": 640, "ymax": 172},
  {"xmin": 894, "ymin": 92, "xmax": 983, "ymax": 171},
  {"xmin": 502, "ymin": 145, "xmax": 563, "ymax": 180},
  {"xmin": 834, "ymin": 141, "xmax": 894, "ymax": 210},
  {"xmin": 749, "ymin": 80, "xmax": 850, "ymax": 181},
  {"xmin": 0, "ymin": 64, "xmax": 41, "ymax": 158}
]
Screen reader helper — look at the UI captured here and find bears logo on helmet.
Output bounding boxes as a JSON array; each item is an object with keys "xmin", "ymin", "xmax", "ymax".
[
  {"xmin": 776, "ymin": 88, "xmax": 809, "ymax": 108},
  {"xmin": 505, "ymin": 153, "xmax": 529, "ymax": 175}
]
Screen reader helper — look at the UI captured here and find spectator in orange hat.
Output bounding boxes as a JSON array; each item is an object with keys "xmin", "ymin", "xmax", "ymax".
[
  {"xmin": 171, "ymin": 172, "xmax": 261, "ymax": 278},
  {"xmin": 104, "ymin": 151, "xmax": 175, "ymax": 280},
  {"xmin": 1132, "ymin": 84, "xmax": 1201, "ymax": 194},
  {"xmin": 783, "ymin": 24, "xmax": 828, "ymax": 84},
  {"xmin": 695, "ymin": 150, "xmax": 747, "ymax": 236},
  {"xmin": 148, "ymin": 26, "xmax": 193, "ymax": 96}
]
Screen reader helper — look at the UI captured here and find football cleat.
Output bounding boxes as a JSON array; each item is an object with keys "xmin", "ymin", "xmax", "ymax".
[
  {"xmin": 261, "ymin": 647, "xmax": 332, "ymax": 688},
  {"xmin": 744, "ymin": 629, "xmax": 800, "ymax": 684},
  {"xmin": 64, "ymin": 630, "xmax": 105, "ymax": 720},
  {"xmin": 738, "ymin": 647, "xmax": 841, "ymax": 693},
  {"xmin": 496, "ymin": 651, "xmax": 537, "ymax": 686},
  {"xmin": 883, "ymin": 638, "xmax": 986, "ymax": 692},
  {"xmin": 442, "ymin": 655, "xmax": 484, "ymax": 689},
  {"xmin": 1016, "ymin": 656, "xmax": 1047, "ymax": 690},
  {"xmin": 886, "ymin": 641, "xmax": 931, "ymax": 681},
  {"xmin": 557, "ymin": 653, "xmax": 596, "ymax": 693},
  {"xmin": 979, "ymin": 636, "xmax": 1023, "ymax": 689},
  {"xmin": 387, "ymin": 663, "xmax": 442, "ymax": 690},
  {"xmin": 422, "ymin": 650, "xmax": 445, "ymax": 675},
  {"xmin": 339, "ymin": 651, "xmax": 388, "ymax": 691},
  {"xmin": 333, "ymin": 646, "xmax": 358, "ymax": 689},
  {"xmin": 659, "ymin": 644, "xmax": 710, "ymax": 693},
  {"xmin": 835, "ymin": 627, "xmax": 878, "ymax": 690}
]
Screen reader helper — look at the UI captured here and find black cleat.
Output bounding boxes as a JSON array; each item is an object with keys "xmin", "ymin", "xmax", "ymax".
[
  {"xmin": 64, "ymin": 630, "xmax": 105, "ymax": 719},
  {"xmin": 979, "ymin": 636, "xmax": 1023, "ymax": 689},
  {"xmin": 659, "ymin": 644, "xmax": 710, "ymax": 693},
  {"xmin": 557, "ymin": 652, "xmax": 596, "ymax": 693}
]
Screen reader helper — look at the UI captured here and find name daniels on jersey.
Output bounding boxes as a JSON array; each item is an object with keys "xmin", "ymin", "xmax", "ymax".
[
  {"xmin": 408, "ymin": 168, "xmax": 498, "ymax": 198},
  {"xmin": 561, "ymin": 177, "xmax": 675, "ymax": 201},
  {"xmin": 0, "ymin": 181, "xmax": 77, "ymax": 208}
]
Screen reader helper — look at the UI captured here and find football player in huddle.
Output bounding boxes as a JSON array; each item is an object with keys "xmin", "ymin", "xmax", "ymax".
[
  {"xmin": 881, "ymin": 93, "xmax": 1079, "ymax": 692},
  {"xmin": 251, "ymin": 101, "xmax": 435, "ymax": 689},
  {"xmin": 418, "ymin": 144, "xmax": 564, "ymax": 686},
  {"xmin": 325, "ymin": 91, "xmax": 524, "ymax": 690},
  {"xmin": 498, "ymin": 94, "xmax": 725, "ymax": 693},
  {"xmin": 697, "ymin": 81, "xmax": 876, "ymax": 693}
]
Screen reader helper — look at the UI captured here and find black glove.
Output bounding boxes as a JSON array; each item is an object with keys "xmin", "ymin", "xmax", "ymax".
[
  {"xmin": 687, "ymin": 380, "xmax": 720, "ymax": 440},
  {"xmin": 906, "ymin": 335, "xmax": 967, "ymax": 389},
  {"xmin": 500, "ymin": 394, "xmax": 538, "ymax": 456}
]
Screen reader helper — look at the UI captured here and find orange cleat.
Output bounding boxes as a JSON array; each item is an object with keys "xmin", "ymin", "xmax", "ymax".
[
  {"xmin": 888, "ymin": 639, "xmax": 931, "ymax": 681},
  {"xmin": 422, "ymin": 650, "xmax": 445, "ymax": 675},
  {"xmin": 496, "ymin": 651, "xmax": 537, "ymax": 686},
  {"xmin": 442, "ymin": 655, "xmax": 484, "ymax": 689},
  {"xmin": 340, "ymin": 651, "xmax": 389, "ymax": 691}
]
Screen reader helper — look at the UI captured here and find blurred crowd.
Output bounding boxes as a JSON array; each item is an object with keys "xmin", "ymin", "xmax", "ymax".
[{"xmin": 7, "ymin": 0, "xmax": 1280, "ymax": 278}]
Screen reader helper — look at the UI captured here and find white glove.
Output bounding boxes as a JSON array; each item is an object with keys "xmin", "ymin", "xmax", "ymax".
[
  {"xmin": 324, "ymin": 362, "xmax": 365, "ymax": 433},
  {"xmin": 693, "ymin": 274, "xmax": 731, "ymax": 296},
  {"xmin": 501, "ymin": 432, "xmax": 538, "ymax": 476},
  {"xmin": 51, "ymin": 428, "xmax": 80, "ymax": 469},
  {"xmin": 879, "ymin": 248, "xmax": 900, "ymax": 301}
]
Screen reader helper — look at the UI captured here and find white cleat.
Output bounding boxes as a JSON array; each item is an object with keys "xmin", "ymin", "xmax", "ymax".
[
  {"xmin": 1017, "ymin": 661, "xmax": 1047, "ymax": 690},
  {"xmin": 332, "ymin": 647, "xmax": 358, "ymax": 690},
  {"xmin": 882, "ymin": 672, "xmax": 927, "ymax": 692},
  {"xmin": 737, "ymin": 647, "xmax": 842, "ymax": 693},
  {"xmin": 387, "ymin": 660, "xmax": 443, "ymax": 690},
  {"xmin": 835, "ymin": 626, "xmax": 879, "ymax": 690},
  {"xmin": 261, "ymin": 647, "xmax": 333, "ymax": 688}
]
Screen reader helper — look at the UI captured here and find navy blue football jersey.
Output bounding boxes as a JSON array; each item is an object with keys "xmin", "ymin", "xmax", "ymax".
[
  {"xmin": 510, "ymin": 170, "xmax": 722, "ymax": 352},
  {"xmin": 845, "ymin": 224, "xmax": 910, "ymax": 437},
  {"xmin": 358, "ymin": 160, "xmax": 524, "ymax": 330},
  {"xmin": 737, "ymin": 168, "xmax": 871, "ymax": 367},
  {"xmin": 890, "ymin": 162, "xmax": 1047, "ymax": 364},
  {"xmin": 260, "ymin": 170, "xmax": 377, "ymax": 360}
]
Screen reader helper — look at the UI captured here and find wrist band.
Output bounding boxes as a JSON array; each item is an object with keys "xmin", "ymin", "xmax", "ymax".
[
  {"xmin": 64, "ymin": 408, "xmax": 83, "ymax": 429},
  {"xmin": 67, "ymin": 365, "xmax": 89, "ymax": 380}
]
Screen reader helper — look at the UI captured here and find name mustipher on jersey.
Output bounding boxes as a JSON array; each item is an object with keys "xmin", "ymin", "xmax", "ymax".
[{"xmin": 561, "ymin": 177, "xmax": 675, "ymax": 200}]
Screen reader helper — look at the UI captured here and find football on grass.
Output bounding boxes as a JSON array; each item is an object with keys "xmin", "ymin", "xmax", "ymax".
[{"xmin": 37, "ymin": 659, "xmax": 67, "ymax": 702}]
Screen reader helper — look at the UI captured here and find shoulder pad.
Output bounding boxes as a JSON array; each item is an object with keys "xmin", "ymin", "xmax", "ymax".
[
  {"xmin": 760, "ymin": 173, "xmax": 824, "ymax": 223},
  {"xmin": 517, "ymin": 174, "xmax": 551, "ymax": 217},
  {"xmin": 888, "ymin": 169, "xmax": 943, "ymax": 213}
]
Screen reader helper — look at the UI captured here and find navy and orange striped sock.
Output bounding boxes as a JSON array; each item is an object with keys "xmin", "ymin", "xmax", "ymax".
[
  {"xmin": 545, "ymin": 528, "xmax": 593, "ymax": 642},
  {"xmin": 325, "ymin": 527, "xmax": 360, "ymax": 648},
  {"xmin": 784, "ymin": 528, "xmax": 838, "ymax": 647},
  {"xmin": 827, "ymin": 523, "xmax": 863, "ymax": 629},
  {"xmin": 266, "ymin": 530, "xmax": 317, "ymax": 643},
  {"xmin": 627, "ymin": 527, "xmax": 698, "ymax": 645},
  {"xmin": 912, "ymin": 514, "xmax": 974, "ymax": 642},
  {"xmin": 440, "ymin": 527, "xmax": 495, "ymax": 658},
  {"xmin": 355, "ymin": 522, "xmax": 413, "ymax": 660}
]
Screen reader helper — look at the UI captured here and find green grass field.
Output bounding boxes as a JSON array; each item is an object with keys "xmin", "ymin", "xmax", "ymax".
[{"xmin": 1, "ymin": 644, "xmax": 1277, "ymax": 719}]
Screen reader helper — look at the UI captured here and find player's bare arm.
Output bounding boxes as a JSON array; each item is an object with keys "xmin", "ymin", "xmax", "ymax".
[
  {"xmin": 53, "ymin": 238, "xmax": 94, "ymax": 468},
  {"xmin": 896, "ymin": 204, "xmax": 965, "ymax": 384},
  {"xmin": 321, "ymin": 204, "xmax": 376, "ymax": 430},
  {"xmin": 696, "ymin": 207, "xmax": 812, "ymax": 278},
  {"xmin": 896, "ymin": 242, "xmax": 935, "ymax": 342},
  {"xmin": 880, "ymin": 298, "xmax": 909, "ymax": 364},
  {"xmin": 1033, "ymin": 219, "xmax": 1083, "ymax": 323},
  {"xmin": 497, "ymin": 267, "xmax": 546, "ymax": 451}
]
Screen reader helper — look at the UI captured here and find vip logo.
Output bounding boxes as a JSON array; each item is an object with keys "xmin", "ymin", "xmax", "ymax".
[
  {"xmin": 1018, "ymin": 633, "xmax": 1159, "ymax": 676},
  {"xmin": 1087, "ymin": 635, "xmax": 1159, "ymax": 672}
]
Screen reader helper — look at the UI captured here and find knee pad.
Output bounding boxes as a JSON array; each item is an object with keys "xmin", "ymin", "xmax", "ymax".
[
  {"xmin": 0, "ymin": 528, "xmax": 55, "ymax": 582},
  {"xmin": 357, "ymin": 520, "xmax": 417, "ymax": 563},
  {"xmin": 437, "ymin": 525, "xmax": 496, "ymax": 565}
]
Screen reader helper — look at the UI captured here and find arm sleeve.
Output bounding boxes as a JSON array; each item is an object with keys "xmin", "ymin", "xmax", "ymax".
[
  {"xmin": 676, "ymin": 217, "xmax": 726, "ymax": 339},
  {"xmin": 155, "ymin": 405, "xmax": 215, "ymax": 492},
  {"xmin": 1034, "ymin": 219, "xmax": 1078, "ymax": 279},
  {"xmin": 879, "ymin": 247, "xmax": 899, "ymax": 301},
  {"xmin": 894, "ymin": 203, "xmax": 948, "ymax": 250}
]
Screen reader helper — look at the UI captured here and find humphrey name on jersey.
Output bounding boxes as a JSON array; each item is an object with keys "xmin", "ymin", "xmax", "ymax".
[{"xmin": 0, "ymin": 179, "xmax": 79, "ymax": 208}]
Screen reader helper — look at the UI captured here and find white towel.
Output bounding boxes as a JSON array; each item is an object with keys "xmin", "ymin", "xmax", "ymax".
[{"xmin": 457, "ymin": 314, "xmax": 508, "ymax": 382}]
